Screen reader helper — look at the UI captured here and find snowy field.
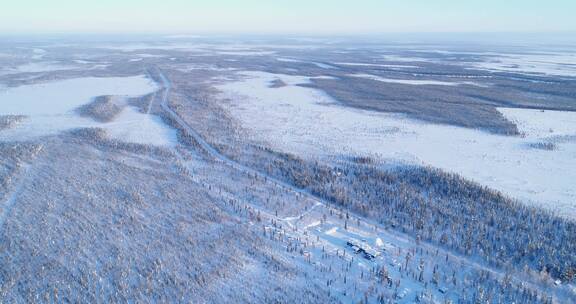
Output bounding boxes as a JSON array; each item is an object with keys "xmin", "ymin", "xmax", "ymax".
[
  {"xmin": 334, "ymin": 62, "xmax": 420, "ymax": 69},
  {"xmin": 382, "ymin": 50, "xmax": 576, "ymax": 77},
  {"xmin": 0, "ymin": 76, "xmax": 177, "ymax": 146},
  {"xmin": 218, "ymin": 71, "xmax": 576, "ymax": 218},
  {"xmin": 467, "ymin": 52, "xmax": 576, "ymax": 77},
  {"xmin": 348, "ymin": 73, "xmax": 481, "ymax": 86},
  {"xmin": 0, "ymin": 62, "xmax": 79, "ymax": 75}
]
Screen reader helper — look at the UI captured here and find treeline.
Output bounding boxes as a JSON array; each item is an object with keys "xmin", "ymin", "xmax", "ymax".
[
  {"xmin": 67, "ymin": 128, "xmax": 175, "ymax": 160},
  {"xmin": 244, "ymin": 146, "xmax": 576, "ymax": 282}
]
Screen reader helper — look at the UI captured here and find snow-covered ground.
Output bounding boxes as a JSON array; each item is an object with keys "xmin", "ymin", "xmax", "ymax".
[
  {"xmin": 277, "ymin": 57, "xmax": 337, "ymax": 69},
  {"xmin": 104, "ymin": 107, "xmax": 177, "ymax": 146},
  {"xmin": 382, "ymin": 55, "xmax": 434, "ymax": 62},
  {"xmin": 218, "ymin": 71, "xmax": 576, "ymax": 218},
  {"xmin": 348, "ymin": 73, "xmax": 480, "ymax": 86},
  {"xmin": 0, "ymin": 62, "xmax": 78, "ymax": 74},
  {"xmin": 134, "ymin": 53, "xmax": 166, "ymax": 58},
  {"xmin": 469, "ymin": 52, "xmax": 576, "ymax": 77},
  {"xmin": 176, "ymin": 63, "xmax": 238, "ymax": 72},
  {"xmin": 0, "ymin": 76, "xmax": 177, "ymax": 146},
  {"xmin": 217, "ymin": 50, "xmax": 276, "ymax": 56},
  {"xmin": 335, "ymin": 62, "xmax": 420, "ymax": 69},
  {"xmin": 381, "ymin": 50, "xmax": 576, "ymax": 77}
]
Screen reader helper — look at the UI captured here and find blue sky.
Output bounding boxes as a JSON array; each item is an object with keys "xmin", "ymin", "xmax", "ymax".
[{"xmin": 1, "ymin": 0, "xmax": 575, "ymax": 34}]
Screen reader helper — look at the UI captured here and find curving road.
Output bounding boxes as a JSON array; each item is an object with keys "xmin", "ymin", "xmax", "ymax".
[{"xmin": 151, "ymin": 67, "xmax": 569, "ymax": 301}]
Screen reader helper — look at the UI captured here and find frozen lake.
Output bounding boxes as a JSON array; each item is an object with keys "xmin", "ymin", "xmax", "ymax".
[{"xmin": 0, "ymin": 76, "xmax": 177, "ymax": 146}]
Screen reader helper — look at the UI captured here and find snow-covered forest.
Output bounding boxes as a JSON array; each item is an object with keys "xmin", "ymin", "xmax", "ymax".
[{"xmin": 0, "ymin": 36, "xmax": 575, "ymax": 303}]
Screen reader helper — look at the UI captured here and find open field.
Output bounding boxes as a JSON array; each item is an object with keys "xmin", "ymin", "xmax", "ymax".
[{"xmin": 217, "ymin": 71, "xmax": 576, "ymax": 217}]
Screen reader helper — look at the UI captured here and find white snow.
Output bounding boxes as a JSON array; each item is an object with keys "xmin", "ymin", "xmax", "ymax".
[
  {"xmin": 217, "ymin": 51, "xmax": 276, "ymax": 56},
  {"xmin": 335, "ymin": 62, "xmax": 420, "ymax": 69},
  {"xmin": 31, "ymin": 48, "xmax": 47, "ymax": 60},
  {"xmin": 469, "ymin": 53, "xmax": 576, "ymax": 77},
  {"xmin": 89, "ymin": 64, "xmax": 110, "ymax": 70},
  {"xmin": 135, "ymin": 53, "xmax": 166, "ymax": 58},
  {"xmin": 99, "ymin": 43, "xmax": 324, "ymax": 55},
  {"xmin": 312, "ymin": 62, "xmax": 337, "ymax": 69},
  {"xmin": 276, "ymin": 58, "xmax": 302, "ymax": 63},
  {"xmin": 103, "ymin": 107, "xmax": 177, "ymax": 146},
  {"xmin": 177, "ymin": 64, "xmax": 237, "ymax": 72},
  {"xmin": 349, "ymin": 73, "xmax": 479, "ymax": 86},
  {"xmin": 0, "ymin": 76, "xmax": 176, "ymax": 146},
  {"xmin": 99, "ymin": 44, "xmax": 199, "ymax": 51},
  {"xmin": 1, "ymin": 62, "xmax": 78, "ymax": 74},
  {"xmin": 500, "ymin": 108, "xmax": 576, "ymax": 139},
  {"xmin": 382, "ymin": 55, "xmax": 433, "ymax": 62},
  {"xmin": 124, "ymin": 54, "xmax": 165, "ymax": 62},
  {"xmin": 218, "ymin": 71, "xmax": 576, "ymax": 218},
  {"xmin": 276, "ymin": 57, "xmax": 337, "ymax": 69},
  {"xmin": 381, "ymin": 51, "xmax": 576, "ymax": 77}
]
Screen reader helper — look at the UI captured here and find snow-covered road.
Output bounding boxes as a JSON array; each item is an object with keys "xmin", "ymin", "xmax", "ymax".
[{"xmin": 154, "ymin": 67, "xmax": 573, "ymax": 302}]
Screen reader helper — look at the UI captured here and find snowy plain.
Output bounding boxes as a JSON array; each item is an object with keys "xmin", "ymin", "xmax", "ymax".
[
  {"xmin": 468, "ymin": 52, "xmax": 576, "ymax": 77},
  {"xmin": 276, "ymin": 57, "xmax": 337, "ymax": 69},
  {"xmin": 348, "ymin": 73, "xmax": 480, "ymax": 86},
  {"xmin": 218, "ymin": 71, "xmax": 576, "ymax": 218},
  {"xmin": 0, "ymin": 62, "xmax": 79, "ymax": 75},
  {"xmin": 335, "ymin": 62, "xmax": 420, "ymax": 69},
  {"xmin": 0, "ymin": 76, "xmax": 177, "ymax": 146},
  {"xmin": 382, "ymin": 50, "xmax": 576, "ymax": 77}
]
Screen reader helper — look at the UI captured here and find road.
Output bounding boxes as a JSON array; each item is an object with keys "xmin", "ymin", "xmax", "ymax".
[{"xmin": 151, "ymin": 67, "xmax": 570, "ymax": 302}]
